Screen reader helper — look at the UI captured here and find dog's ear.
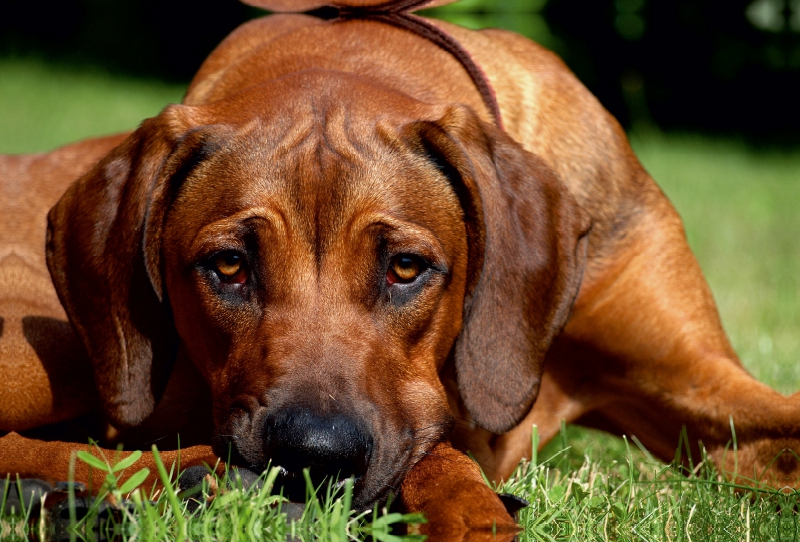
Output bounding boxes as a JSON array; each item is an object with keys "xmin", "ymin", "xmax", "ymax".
[
  {"xmin": 46, "ymin": 105, "xmax": 212, "ymax": 428},
  {"xmin": 404, "ymin": 106, "xmax": 591, "ymax": 434}
]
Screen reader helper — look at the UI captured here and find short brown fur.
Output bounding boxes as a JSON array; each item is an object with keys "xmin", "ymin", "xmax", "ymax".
[{"xmin": 2, "ymin": 6, "xmax": 799, "ymax": 539}]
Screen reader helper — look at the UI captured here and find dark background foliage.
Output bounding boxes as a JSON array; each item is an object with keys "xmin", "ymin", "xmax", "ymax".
[{"xmin": 2, "ymin": 0, "xmax": 799, "ymax": 142}]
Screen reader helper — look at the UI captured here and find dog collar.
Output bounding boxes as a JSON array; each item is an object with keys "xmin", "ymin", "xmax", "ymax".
[{"xmin": 241, "ymin": 0, "xmax": 504, "ymax": 129}]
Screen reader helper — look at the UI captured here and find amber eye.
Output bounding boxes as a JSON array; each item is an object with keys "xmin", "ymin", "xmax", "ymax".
[
  {"xmin": 214, "ymin": 251, "xmax": 246, "ymax": 282},
  {"xmin": 387, "ymin": 255, "xmax": 427, "ymax": 285}
]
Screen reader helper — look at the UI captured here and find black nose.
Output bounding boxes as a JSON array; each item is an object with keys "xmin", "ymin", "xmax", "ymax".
[{"xmin": 264, "ymin": 408, "xmax": 372, "ymax": 498}]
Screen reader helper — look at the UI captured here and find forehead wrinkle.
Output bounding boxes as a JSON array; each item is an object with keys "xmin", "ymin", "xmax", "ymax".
[
  {"xmin": 283, "ymin": 112, "xmax": 380, "ymax": 270},
  {"xmin": 319, "ymin": 103, "xmax": 374, "ymax": 161},
  {"xmin": 254, "ymin": 109, "xmax": 316, "ymax": 155},
  {"xmin": 197, "ymin": 206, "xmax": 288, "ymax": 239},
  {"xmin": 311, "ymin": 140, "xmax": 356, "ymax": 269},
  {"xmin": 187, "ymin": 206, "xmax": 289, "ymax": 257},
  {"xmin": 315, "ymin": 143, "xmax": 431, "ymax": 248}
]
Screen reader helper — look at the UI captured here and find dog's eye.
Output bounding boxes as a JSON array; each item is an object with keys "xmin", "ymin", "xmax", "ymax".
[
  {"xmin": 387, "ymin": 255, "xmax": 428, "ymax": 285},
  {"xmin": 213, "ymin": 251, "xmax": 247, "ymax": 283}
]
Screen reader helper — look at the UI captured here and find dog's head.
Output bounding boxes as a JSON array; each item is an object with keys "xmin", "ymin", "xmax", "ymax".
[{"xmin": 47, "ymin": 71, "xmax": 588, "ymax": 506}]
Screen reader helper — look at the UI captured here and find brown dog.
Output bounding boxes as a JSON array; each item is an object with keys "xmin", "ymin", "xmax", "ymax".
[{"xmin": 2, "ymin": 0, "xmax": 798, "ymax": 536}]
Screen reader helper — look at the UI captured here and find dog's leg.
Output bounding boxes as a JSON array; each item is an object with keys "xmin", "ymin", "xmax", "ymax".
[
  {"xmin": 400, "ymin": 441, "xmax": 518, "ymax": 539},
  {"xmin": 0, "ymin": 431, "xmax": 218, "ymax": 491},
  {"xmin": 531, "ymin": 195, "xmax": 799, "ymax": 487}
]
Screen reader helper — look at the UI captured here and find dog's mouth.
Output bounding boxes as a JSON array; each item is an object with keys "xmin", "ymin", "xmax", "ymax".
[
  {"xmin": 218, "ymin": 435, "xmax": 378, "ymax": 506},
  {"xmin": 221, "ymin": 446, "xmax": 407, "ymax": 511},
  {"xmin": 271, "ymin": 466, "xmax": 363, "ymax": 503},
  {"xmin": 213, "ymin": 402, "xmax": 431, "ymax": 509}
]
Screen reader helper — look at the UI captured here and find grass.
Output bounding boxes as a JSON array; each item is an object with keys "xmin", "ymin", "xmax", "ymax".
[
  {"xmin": 2, "ymin": 432, "xmax": 795, "ymax": 541},
  {"xmin": 0, "ymin": 58, "xmax": 184, "ymax": 154},
  {"xmin": 2, "ymin": 58, "xmax": 799, "ymax": 540},
  {"xmin": 1, "ymin": 447, "xmax": 426, "ymax": 542},
  {"xmin": 507, "ymin": 433, "xmax": 796, "ymax": 542}
]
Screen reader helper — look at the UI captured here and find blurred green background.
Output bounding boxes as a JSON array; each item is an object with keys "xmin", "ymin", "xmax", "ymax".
[
  {"xmin": 3, "ymin": 0, "xmax": 800, "ymax": 142},
  {"xmin": 1, "ymin": 0, "xmax": 798, "ymax": 400}
]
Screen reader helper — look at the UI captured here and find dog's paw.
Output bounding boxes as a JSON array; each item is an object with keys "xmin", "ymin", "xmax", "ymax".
[{"xmin": 418, "ymin": 480, "xmax": 521, "ymax": 537}]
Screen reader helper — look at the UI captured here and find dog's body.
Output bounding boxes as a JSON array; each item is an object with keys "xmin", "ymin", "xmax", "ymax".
[{"xmin": 2, "ymin": 4, "xmax": 799, "ymax": 535}]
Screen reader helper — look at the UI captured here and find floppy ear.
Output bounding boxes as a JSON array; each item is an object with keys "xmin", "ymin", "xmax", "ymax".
[
  {"xmin": 405, "ymin": 107, "xmax": 591, "ymax": 434},
  {"xmin": 46, "ymin": 105, "xmax": 211, "ymax": 428}
]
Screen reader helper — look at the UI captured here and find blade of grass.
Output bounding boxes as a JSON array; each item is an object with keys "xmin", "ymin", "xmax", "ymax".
[{"xmin": 151, "ymin": 444, "xmax": 186, "ymax": 542}]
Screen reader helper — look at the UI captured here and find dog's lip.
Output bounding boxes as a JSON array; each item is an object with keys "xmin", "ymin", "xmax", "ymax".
[
  {"xmin": 271, "ymin": 466, "xmax": 364, "ymax": 503},
  {"xmin": 275, "ymin": 466, "xmax": 359, "ymax": 488},
  {"xmin": 215, "ymin": 429, "xmax": 374, "ymax": 504}
]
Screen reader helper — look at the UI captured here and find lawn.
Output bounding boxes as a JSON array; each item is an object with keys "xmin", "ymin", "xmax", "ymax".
[
  {"xmin": 0, "ymin": 58, "xmax": 185, "ymax": 154},
  {"xmin": 1, "ymin": 57, "xmax": 799, "ymax": 540}
]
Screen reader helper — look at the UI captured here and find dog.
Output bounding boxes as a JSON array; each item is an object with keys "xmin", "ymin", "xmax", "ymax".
[{"xmin": 2, "ymin": 0, "xmax": 798, "ymax": 536}]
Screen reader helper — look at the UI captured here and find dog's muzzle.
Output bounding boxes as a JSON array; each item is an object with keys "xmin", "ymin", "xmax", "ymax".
[{"xmin": 262, "ymin": 406, "xmax": 373, "ymax": 501}]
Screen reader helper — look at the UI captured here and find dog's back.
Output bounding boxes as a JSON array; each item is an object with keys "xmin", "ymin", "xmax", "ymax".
[{"xmin": 0, "ymin": 135, "xmax": 124, "ymax": 431}]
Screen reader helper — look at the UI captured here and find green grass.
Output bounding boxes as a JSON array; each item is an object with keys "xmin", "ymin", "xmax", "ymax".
[
  {"xmin": 2, "ymin": 58, "xmax": 799, "ymax": 540},
  {"xmin": 507, "ymin": 430, "xmax": 795, "ymax": 542},
  {"xmin": 0, "ymin": 58, "xmax": 184, "ymax": 154},
  {"xmin": 2, "ymin": 432, "xmax": 795, "ymax": 541},
  {"xmin": 1, "ymin": 447, "xmax": 425, "ymax": 542}
]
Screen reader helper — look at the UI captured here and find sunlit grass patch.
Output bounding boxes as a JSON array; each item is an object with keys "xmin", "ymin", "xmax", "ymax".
[
  {"xmin": 506, "ymin": 441, "xmax": 796, "ymax": 541},
  {"xmin": 0, "ymin": 58, "xmax": 184, "ymax": 154},
  {"xmin": 496, "ymin": 426, "xmax": 799, "ymax": 542}
]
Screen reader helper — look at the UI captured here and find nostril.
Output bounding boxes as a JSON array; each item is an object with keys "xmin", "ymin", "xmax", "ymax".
[{"xmin": 264, "ymin": 409, "xmax": 372, "ymax": 483}]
